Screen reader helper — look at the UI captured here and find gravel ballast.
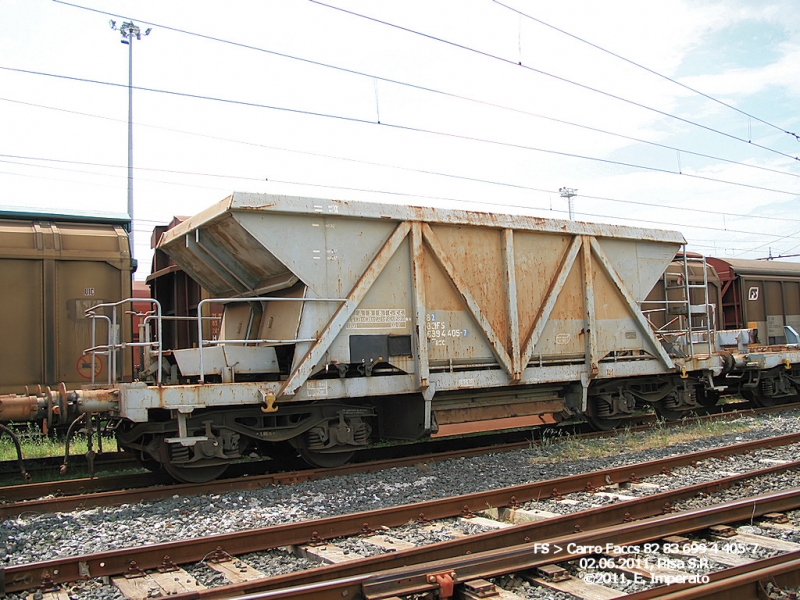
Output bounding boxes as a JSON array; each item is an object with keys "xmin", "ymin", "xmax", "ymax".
[{"xmin": 3, "ymin": 410, "xmax": 800, "ymax": 599}]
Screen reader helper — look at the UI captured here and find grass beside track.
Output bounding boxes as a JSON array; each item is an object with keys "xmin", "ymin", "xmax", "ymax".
[
  {"xmin": 532, "ymin": 418, "xmax": 751, "ymax": 463},
  {"xmin": 0, "ymin": 423, "xmax": 115, "ymax": 461},
  {"xmin": 0, "ymin": 413, "xmax": 762, "ymax": 464}
]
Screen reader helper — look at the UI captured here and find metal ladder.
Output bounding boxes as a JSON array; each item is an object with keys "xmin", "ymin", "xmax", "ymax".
[{"xmin": 662, "ymin": 248, "xmax": 715, "ymax": 359}]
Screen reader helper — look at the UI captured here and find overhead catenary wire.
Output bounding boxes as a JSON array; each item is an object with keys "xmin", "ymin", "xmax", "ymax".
[
  {"xmin": 0, "ymin": 96, "xmax": 566, "ymax": 198},
  {"xmin": 3, "ymin": 147, "xmax": 799, "ymax": 248},
  {"xmin": 4, "ymin": 5, "xmax": 798, "ymax": 258},
  {"xmin": 3, "ymin": 150, "xmax": 800, "ymax": 227},
  {"xmin": 307, "ymin": 0, "xmax": 800, "ymax": 163},
  {"xmin": 2, "ymin": 66, "xmax": 798, "ymax": 199},
  {"xmin": 8, "ymin": 95, "xmax": 800, "ymax": 229},
  {"xmin": 773, "ymin": 240, "xmax": 800, "ymax": 257},
  {"xmin": 0, "ymin": 156, "xmax": 267, "ymax": 185},
  {"xmin": 3, "ymin": 157, "xmax": 794, "ymax": 254},
  {"xmin": 0, "ymin": 164, "xmax": 233, "ymax": 194},
  {"xmin": 46, "ymin": 1, "xmax": 800, "ymax": 181},
  {"xmin": 3, "ymin": 98, "xmax": 799, "ymax": 256},
  {"xmin": 490, "ymin": 0, "xmax": 800, "ymax": 142},
  {"xmin": 736, "ymin": 227, "xmax": 800, "ymax": 257}
]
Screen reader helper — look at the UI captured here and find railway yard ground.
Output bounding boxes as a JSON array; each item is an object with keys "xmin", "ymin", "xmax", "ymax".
[{"xmin": 3, "ymin": 408, "xmax": 800, "ymax": 599}]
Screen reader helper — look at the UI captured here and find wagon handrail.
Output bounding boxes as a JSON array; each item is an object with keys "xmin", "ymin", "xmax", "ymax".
[
  {"xmin": 196, "ymin": 296, "xmax": 346, "ymax": 383},
  {"xmin": 642, "ymin": 249, "xmax": 717, "ymax": 358},
  {"xmin": 204, "ymin": 338, "xmax": 318, "ymax": 345},
  {"xmin": 85, "ymin": 298, "xmax": 163, "ymax": 385},
  {"xmin": 86, "ymin": 314, "xmax": 112, "ymax": 385},
  {"xmin": 140, "ymin": 314, "xmax": 221, "ymax": 357},
  {"xmin": 146, "ymin": 315, "xmax": 221, "ymax": 321}
]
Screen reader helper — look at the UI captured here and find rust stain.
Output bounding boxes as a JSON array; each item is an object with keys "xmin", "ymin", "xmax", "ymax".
[{"xmin": 240, "ymin": 203, "xmax": 278, "ymax": 210}]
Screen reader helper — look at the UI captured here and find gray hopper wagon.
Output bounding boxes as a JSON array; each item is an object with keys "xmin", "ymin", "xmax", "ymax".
[
  {"xmin": 135, "ymin": 193, "xmax": 689, "ymax": 480},
  {"xmin": 11, "ymin": 193, "xmax": 765, "ymax": 482}
]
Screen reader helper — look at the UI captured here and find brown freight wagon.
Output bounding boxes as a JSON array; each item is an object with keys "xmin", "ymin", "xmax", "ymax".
[
  {"xmin": 644, "ymin": 253, "xmax": 722, "ymax": 333},
  {"xmin": 706, "ymin": 257, "xmax": 800, "ymax": 345},
  {"xmin": 0, "ymin": 208, "xmax": 135, "ymax": 394},
  {"xmin": 145, "ymin": 217, "xmax": 222, "ymax": 357}
]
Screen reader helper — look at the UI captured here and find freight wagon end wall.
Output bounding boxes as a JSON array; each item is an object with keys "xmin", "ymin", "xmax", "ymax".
[{"xmin": 0, "ymin": 217, "xmax": 134, "ymax": 394}]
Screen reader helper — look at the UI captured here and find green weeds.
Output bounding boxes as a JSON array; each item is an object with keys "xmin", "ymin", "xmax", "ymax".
[
  {"xmin": 530, "ymin": 418, "xmax": 750, "ymax": 464},
  {"xmin": 0, "ymin": 423, "xmax": 114, "ymax": 461}
]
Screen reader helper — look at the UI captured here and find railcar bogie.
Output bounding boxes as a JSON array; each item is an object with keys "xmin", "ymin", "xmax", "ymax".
[{"xmin": 738, "ymin": 364, "xmax": 800, "ymax": 407}]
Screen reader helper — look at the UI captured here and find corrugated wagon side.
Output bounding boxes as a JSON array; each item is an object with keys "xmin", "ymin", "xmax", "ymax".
[
  {"xmin": 0, "ymin": 212, "xmax": 133, "ymax": 397},
  {"xmin": 707, "ymin": 257, "xmax": 800, "ymax": 345}
]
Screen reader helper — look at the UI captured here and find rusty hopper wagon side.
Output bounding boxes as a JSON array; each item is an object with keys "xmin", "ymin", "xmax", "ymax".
[
  {"xmin": 133, "ymin": 193, "xmax": 688, "ymax": 479},
  {"xmin": 5, "ymin": 193, "xmax": 734, "ymax": 482}
]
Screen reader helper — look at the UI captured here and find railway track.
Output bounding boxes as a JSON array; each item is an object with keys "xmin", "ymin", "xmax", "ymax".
[
  {"xmin": 0, "ymin": 403, "xmax": 789, "ymax": 517},
  {"xmin": 0, "ymin": 415, "xmax": 563, "ymax": 485},
  {"xmin": 4, "ymin": 426, "xmax": 800, "ymax": 598},
  {"xmin": 0, "ymin": 452, "xmax": 135, "ymax": 478},
  {"xmin": 349, "ymin": 490, "xmax": 800, "ymax": 600}
]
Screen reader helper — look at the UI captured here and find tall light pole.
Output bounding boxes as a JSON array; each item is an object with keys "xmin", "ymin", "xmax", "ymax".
[
  {"xmin": 559, "ymin": 187, "xmax": 577, "ymax": 220},
  {"xmin": 110, "ymin": 20, "xmax": 151, "ymax": 262}
]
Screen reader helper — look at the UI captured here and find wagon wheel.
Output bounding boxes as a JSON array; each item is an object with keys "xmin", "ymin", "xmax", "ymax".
[
  {"xmin": 296, "ymin": 436, "xmax": 355, "ymax": 468},
  {"xmin": 161, "ymin": 459, "xmax": 229, "ymax": 483},
  {"xmin": 118, "ymin": 439, "xmax": 161, "ymax": 473},
  {"xmin": 585, "ymin": 397, "xmax": 620, "ymax": 431},
  {"xmin": 584, "ymin": 413, "xmax": 619, "ymax": 431},
  {"xmin": 134, "ymin": 454, "xmax": 161, "ymax": 473},
  {"xmin": 297, "ymin": 446, "xmax": 355, "ymax": 468},
  {"xmin": 696, "ymin": 388, "xmax": 721, "ymax": 409},
  {"xmin": 156, "ymin": 436, "xmax": 230, "ymax": 483},
  {"xmin": 741, "ymin": 385, "xmax": 776, "ymax": 408},
  {"xmin": 653, "ymin": 400, "xmax": 685, "ymax": 422}
]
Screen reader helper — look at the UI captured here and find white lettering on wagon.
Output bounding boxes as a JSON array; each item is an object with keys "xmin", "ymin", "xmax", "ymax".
[
  {"xmin": 426, "ymin": 313, "xmax": 469, "ymax": 346},
  {"xmin": 306, "ymin": 380, "xmax": 328, "ymax": 397},
  {"xmin": 347, "ymin": 308, "xmax": 409, "ymax": 330}
]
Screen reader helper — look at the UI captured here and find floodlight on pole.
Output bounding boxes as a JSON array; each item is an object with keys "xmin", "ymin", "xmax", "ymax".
[
  {"xmin": 110, "ymin": 20, "xmax": 151, "ymax": 263},
  {"xmin": 559, "ymin": 187, "xmax": 577, "ymax": 220}
]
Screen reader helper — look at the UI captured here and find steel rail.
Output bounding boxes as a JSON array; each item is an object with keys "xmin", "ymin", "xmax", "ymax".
[
  {"xmin": 2, "ymin": 434, "xmax": 544, "ymax": 506},
  {"xmin": 0, "ymin": 471, "xmax": 157, "ymax": 504},
  {"xmin": 0, "ymin": 444, "xmax": 526, "ymax": 511},
  {"xmin": 177, "ymin": 486, "xmax": 800, "ymax": 600},
  {"xmin": 0, "ymin": 387, "xmax": 788, "ymax": 484},
  {"xmin": 358, "ymin": 487, "xmax": 800, "ymax": 599},
  {"xmin": 0, "ymin": 403, "xmax": 793, "ymax": 513},
  {"xmin": 2, "ymin": 423, "xmax": 564, "ymax": 504},
  {"xmin": 3, "ymin": 444, "xmax": 799, "ymax": 594},
  {"xmin": 624, "ymin": 550, "xmax": 800, "ymax": 599},
  {"xmin": 0, "ymin": 451, "xmax": 134, "ymax": 476},
  {"xmin": 6, "ymin": 426, "xmax": 797, "ymax": 517},
  {"xmin": 195, "ymin": 547, "xmax": 800, "ymax": 600}
]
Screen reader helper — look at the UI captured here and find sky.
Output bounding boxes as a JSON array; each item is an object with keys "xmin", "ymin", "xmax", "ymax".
[{"xmin": 1, "ymin": 0, "xmax": 800, "ymax": 279}]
